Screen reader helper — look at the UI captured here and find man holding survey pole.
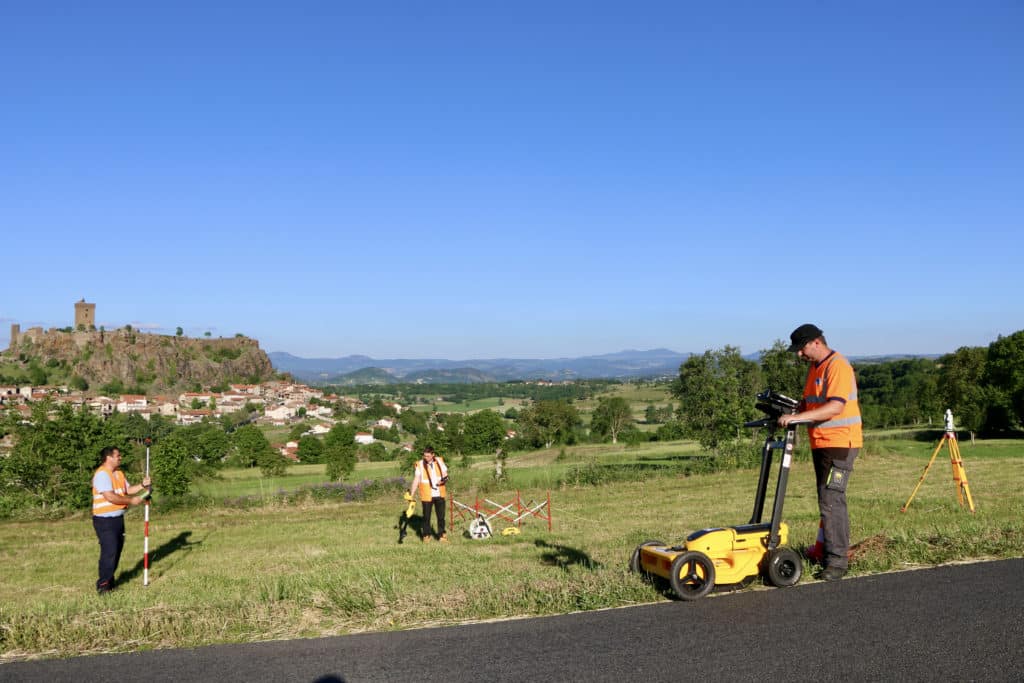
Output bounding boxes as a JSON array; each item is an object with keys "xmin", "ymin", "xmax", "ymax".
[{"xmin": 91, "ymin": 446, "xmax": 151, "ymax": 594}]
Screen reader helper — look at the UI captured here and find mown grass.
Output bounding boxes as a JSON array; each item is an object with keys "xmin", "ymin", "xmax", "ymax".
[{"xmin": 1, "ymin": 437, "xmax": 1021, "ymax": 662}]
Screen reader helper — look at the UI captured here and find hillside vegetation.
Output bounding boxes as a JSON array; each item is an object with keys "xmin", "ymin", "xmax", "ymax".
[{"xmin": 1, "ymin": 329, "xmax": 275, "ymax": 394}]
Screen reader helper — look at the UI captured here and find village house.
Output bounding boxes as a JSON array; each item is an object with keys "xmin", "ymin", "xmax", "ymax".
[
  {"xmin": 375, "ymin": 418, "xmax": 394, "ymax": 429},
  {"xmin": 337, "ymin": 396, "xmax": 368, "ymax": 412},
  {"xmin": 150, "ymin": 396, "xmax": 179, "ymax": 417},
  {"xmin": 276, "ymin": 441, "xmax": 300, "ymax": 462},
  {"xmin": 263, "ymin": 404, "xmax": 297, "ymax": 424},
  {"xmin": 214, "ymin": 394, "xmax": 251, "ymax": 414},
  {"xmin": 177, "ymin": 409, "xmax": 213, "ymax": 426},
  {"xmin": 355, "ymin": 432, "xmax": 375, "ymax": 445},
  {"xmin": 55, "ymin": 394, "xmax": 87, "ymax": 409},
  {"xmin": 88, "ymin": 396, "xmax": 115, "ymax": 417},
  {"xmin": 0, "ymin": 386, "xmax": 18, "ymax": 405},
  {"xmin": 178, "ymin": 391, "xmax": 213, "ymax": 407},
  {"xmin": 309, "ymin": 404, "xmax": 333, "ymax": 418},
  {"xmin": 117, "ymin": 395, "xmax": 148, "ymax": 413}
]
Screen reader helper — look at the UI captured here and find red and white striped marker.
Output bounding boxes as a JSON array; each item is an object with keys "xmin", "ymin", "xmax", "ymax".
[{"xmin": 143, "ymin": 439, "xmax": 151, "ymax": 587}]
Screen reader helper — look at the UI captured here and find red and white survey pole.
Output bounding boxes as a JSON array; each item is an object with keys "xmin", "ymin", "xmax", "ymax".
[{"xmin": 143, "ymin": 437, "xmax": 152, "ymax": 587}]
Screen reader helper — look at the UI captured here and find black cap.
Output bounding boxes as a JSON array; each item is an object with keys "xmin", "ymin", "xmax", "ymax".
[{"xmin": 788, "ymin": 324, "xmax": 823, "ymax": 352}]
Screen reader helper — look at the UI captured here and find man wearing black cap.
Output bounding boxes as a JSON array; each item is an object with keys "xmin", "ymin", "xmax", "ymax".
[{"xmin": 778, "ymin": 324, "xmax": 862, "ymax": 581}]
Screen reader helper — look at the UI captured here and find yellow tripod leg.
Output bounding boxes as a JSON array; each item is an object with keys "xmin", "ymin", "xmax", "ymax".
[
  {"xmin": 949, "ymin": 438, "xmax": 976, "ymax": 513},
  {"xmin": 901, "ymin": 436, "xmax": 945, "ymax": 512}
]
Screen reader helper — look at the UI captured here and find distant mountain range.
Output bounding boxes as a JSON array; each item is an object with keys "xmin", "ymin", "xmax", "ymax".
[
  {"xmin": 268, "ymin": 349, "xmax": 942, "ymax": 385},
  {"xmin": 268, "ymin": 349, "xmax": 692, "ymax": 384}
]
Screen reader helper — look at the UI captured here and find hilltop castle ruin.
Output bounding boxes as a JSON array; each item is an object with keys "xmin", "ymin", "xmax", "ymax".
[
  {"xmin": 5, "ymin": 299, "xmax": 273, "ymax": 392},
  {"xmin": 9, "ymin": 298, "xmax": 98, "ymax": 349}
]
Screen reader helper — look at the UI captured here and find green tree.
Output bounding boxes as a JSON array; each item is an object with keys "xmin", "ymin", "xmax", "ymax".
[
  {"xmin": 361, "ymin": 442, "xmax": 389, "ymax": 462},
  {"xmin": 516, "ymin": 399, "xmax": 580, "ymax": 448},
  {"xmin": 228, "ymin": 425, "xmax": 275, "ymax": 470},
  {"xmin": 984, "ymin": 330, "xmax": 1024, "ymax": 430},
  {"xmin": 176, "ymin": 327, "xmax": 184, "ymax": 337},
  {"xmin": 655, "ymin": 420, "xmax": 687, "ymax": 441},
  {"xmin": 191, "ymin": 423, "xmax": 230, "ymax": 466},
  {"xmin": 0, "ymin": 402, "xmax": 130, "ymax": 512},
  {"xmin": 399, "ymin": 410, "xmax": 427, "ymax": 436},
  {"xmin": 288, "ymin": 423, "xmax": 309, "ymax": 441},
  {"xmin": 297, "ymin": 435, "xmax": 323, "ymax": 463},
  {"xmin": 439, "ymin": 413, "xmax": 466, "ymax": 455},
  {"xmin": 323, "ymin": 423, "xmax": 357, "ymax": 481},
  {"xmin": 758, "ymin": 340, "xmax": 805, "ymax": 399},
  {"xmin": 671, "ymin": 346, "xmax": 761, "ymax": 450},
  {"xmin": 28, "ymin": 362, "xmax": 48, "ymax": 386},
  {"xmin": 590, "ymin": 397, "xmax": 633, "ymax": 444},
  {"xmin": 939, "ymin": 346, "xmax": 989, "ymax": 434},
  {"xmin": 463, "ymin": 409, "xmax": 507, "ymax": 453},
  {"xmin": 150, "ymin": 431, "xmax": 194, "ymax": 497}
]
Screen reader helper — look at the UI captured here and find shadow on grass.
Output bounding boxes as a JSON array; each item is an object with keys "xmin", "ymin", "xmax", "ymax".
[
  {"xmin": 534, "ymin": 539, "xmax": 601, "ymax": 571},
  {"xmin": 396, "ymin": 512, "xmax": 424, "ymax": 544},
  {"xmin": 119, "ymin": 531, "xmax": 203, "ymax": 583}
]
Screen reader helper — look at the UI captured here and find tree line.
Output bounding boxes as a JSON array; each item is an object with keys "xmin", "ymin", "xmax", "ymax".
[{"xmin": 667, "ymin": 330, "xmax": 1024, "ymax": 453}]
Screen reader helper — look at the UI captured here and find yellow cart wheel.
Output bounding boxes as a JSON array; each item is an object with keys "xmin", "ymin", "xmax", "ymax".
[{"xmin": 669, "ymin": 550, "xmax": 716, "ymax": 600}]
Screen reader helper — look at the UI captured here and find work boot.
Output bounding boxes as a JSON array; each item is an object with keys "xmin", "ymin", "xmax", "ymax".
[
  {"xmin": 422, "ymin": 535, "xmax": 432, "ymax": 543},
  {"xmin": 816, "ymin": 566, "xmax": 847, "ymax": 581},
  {"xmin": 439, "ymin": 534, "xmax": 449, "ymax": 543}
]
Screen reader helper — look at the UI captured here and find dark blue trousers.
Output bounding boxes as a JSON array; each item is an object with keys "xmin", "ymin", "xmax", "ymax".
[{"xmin": 93, "ymin": 515, "xmax": 125, "ymax": 591}]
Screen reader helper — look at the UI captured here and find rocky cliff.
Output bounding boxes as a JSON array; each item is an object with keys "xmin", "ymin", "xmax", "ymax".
[{"xmin": 6, "ymin": 329, "xmax": 276, "ymax": 393}]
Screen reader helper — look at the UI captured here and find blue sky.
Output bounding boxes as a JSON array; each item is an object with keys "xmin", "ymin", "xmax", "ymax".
[{"xmin": 3, "ymin": 2, "xmax": 1021, "ymax": 359}]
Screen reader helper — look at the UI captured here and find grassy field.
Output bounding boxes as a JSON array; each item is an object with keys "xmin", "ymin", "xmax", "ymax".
[
  {"xmin": 1, "ymin": 437, "xmax": 1021, "ymax": 662},
  {"xmin": 408, "ymin": 397, "xmax": 531, "ymax": 414}
]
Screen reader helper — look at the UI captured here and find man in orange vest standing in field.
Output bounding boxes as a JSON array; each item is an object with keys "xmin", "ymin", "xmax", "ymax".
[
  {"xmin": 92, "ymin": 446, "xmax": 151, "ymax": 593},
  {"xmin": 409, "ymin": 446, "xmax": 449, "ymax": 543},
  {"xmin": 778, "ymin": 324, "xmax": 862, "ymax": 582}
]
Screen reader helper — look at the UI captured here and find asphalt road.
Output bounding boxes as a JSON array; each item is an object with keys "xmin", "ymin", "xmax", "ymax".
[{"xmin": 4, "ymin": 558, "xmax": 1022, "ymax": 682}]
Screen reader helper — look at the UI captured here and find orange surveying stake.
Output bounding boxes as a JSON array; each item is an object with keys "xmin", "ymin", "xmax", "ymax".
[{"xmin": 901, "ymin": 409, "xmax": 975, "ymax": 513}]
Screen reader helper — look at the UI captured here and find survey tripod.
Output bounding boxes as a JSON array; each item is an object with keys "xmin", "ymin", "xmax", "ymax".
[{"xmin": 901, "ymin": 409, "xmax": 975, "ymax": 513}]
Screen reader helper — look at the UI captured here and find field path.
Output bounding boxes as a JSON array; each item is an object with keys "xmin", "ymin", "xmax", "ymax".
[{"xmin": 4, "ymin": 558, "xmax": 1022, "ymax": 682}]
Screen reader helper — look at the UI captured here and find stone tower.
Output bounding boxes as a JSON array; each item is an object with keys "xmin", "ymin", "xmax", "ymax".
[
  {"xmin": 74, "ymin": 299, "xmax": 96, "ymax": 330},
  {"xmin": 9, "ymin": 323, "xmax": 19, "ymax": 347}
]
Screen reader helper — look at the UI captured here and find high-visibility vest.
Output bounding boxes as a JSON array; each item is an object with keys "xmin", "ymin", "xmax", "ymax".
[
  {"xmin": 415, "ymin": 456, "xmax": 448, "ymax": 501},
  {"xmin": 92, "ymin": 465, "xmax": 129, "ymax": 516},
  {"xmin": 803, "ymin": 351, "xmax": 863, "ymax": 449}
]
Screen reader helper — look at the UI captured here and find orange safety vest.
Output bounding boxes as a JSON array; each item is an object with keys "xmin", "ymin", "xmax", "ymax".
[
  {"xmin": 415, "ymin": 456, "xmax": 448, "ymax": 501},
  {"xmin": 92, "ymin": 465, "xmax": 129, "ymax": 516},
  {"xmin": 802, "ymin": 351, "xmax": 863, "ymax": 449}
]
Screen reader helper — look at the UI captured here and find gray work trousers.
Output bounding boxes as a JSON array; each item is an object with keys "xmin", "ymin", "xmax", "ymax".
[{"xmin": 812, "ymin": 447, "xmax": 859, "ymax": 570}]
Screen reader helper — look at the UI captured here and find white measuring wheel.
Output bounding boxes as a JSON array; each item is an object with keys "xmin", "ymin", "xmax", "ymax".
[{"xmin": 468, "ymin": 515, "xmax": 492, "ymax": 539}]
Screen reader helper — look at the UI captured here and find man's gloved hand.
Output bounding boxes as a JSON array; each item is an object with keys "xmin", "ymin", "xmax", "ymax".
[{"xmin": 403, "ymin": 492, "xmax": 414, "ymax": 502}]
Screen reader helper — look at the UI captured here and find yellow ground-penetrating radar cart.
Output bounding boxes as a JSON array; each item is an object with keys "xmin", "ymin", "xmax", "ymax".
[{"xmin": 630, "ymin": 390, "xmax": 809, "ymax": 600}]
